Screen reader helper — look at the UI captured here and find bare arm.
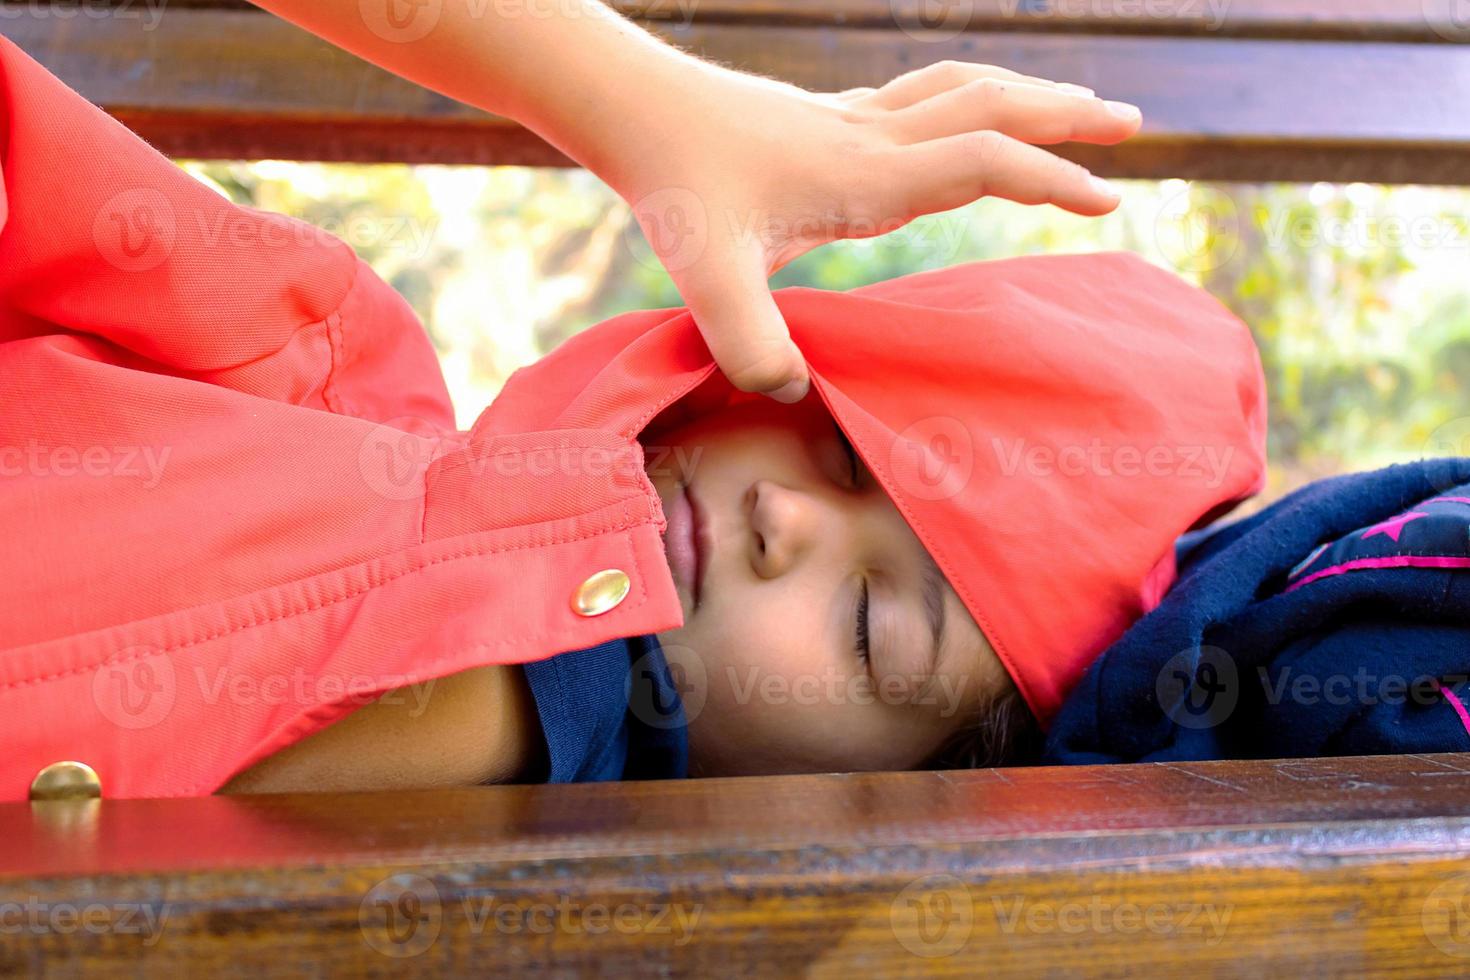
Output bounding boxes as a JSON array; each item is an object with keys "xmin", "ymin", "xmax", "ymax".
[
  {"xmin": 248, "ymin": 0, "xmax": 697, "ymax": 178},
  {"xmin": 219, "ymin": 666, "xmax": 545, "ymax": 793}
]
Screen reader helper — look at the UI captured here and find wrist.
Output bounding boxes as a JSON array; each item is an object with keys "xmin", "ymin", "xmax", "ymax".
[{"xmin": 512, "ymin": 25, "xmax": 722, "ymax": 182}]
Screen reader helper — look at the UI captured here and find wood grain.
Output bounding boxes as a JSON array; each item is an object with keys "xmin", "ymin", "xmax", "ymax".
[
  {"xmin": 7, "ymin": 754, "xmax": 1470, "ymax": 974},
  {"xmin": 6, "ymin": 6, "xmax": 1470, "ymax": 181},
  {"xmin": 112, "ymin": 0, "xmax": 1470, "ymax": 43}
]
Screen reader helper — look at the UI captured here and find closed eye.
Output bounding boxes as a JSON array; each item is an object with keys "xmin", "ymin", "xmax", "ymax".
[{"xmin": 833, "ymin": 422, "xmax": 862, "ymax": 488}]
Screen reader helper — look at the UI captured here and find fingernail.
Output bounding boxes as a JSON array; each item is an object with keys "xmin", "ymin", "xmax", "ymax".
[
  {"xmin": 1059, "ymin": 83, "xmax": 1095, "ymax": 97},
  {"xmin": 1088, "ymin": 174, "xmax": 1119, "ymax": 199},
  {"xmin": 766, "ymin": 377, "xmax": 810, "ymax": 404},
  {"xmin": 1105, "ymin": 100, "xmax": 1142, "ymax": 121}
]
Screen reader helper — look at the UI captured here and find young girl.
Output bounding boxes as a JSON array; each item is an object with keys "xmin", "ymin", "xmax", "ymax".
[{"xmin": 0, "ymin": 9, "xmax": 1269, "ymax": 799}]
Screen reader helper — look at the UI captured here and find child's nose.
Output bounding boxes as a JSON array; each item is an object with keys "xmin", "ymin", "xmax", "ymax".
[{"xmin": 746, "ymin": 479, "xmax": 821, "ymax": 579}]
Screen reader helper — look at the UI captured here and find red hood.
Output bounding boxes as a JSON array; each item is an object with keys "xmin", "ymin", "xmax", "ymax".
[{"xmin": 486, "ymin": 252, "xmax": 1268, "ymax": 725}]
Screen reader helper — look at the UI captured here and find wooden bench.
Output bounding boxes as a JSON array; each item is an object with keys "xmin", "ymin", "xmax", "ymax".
[
  {"xmin": 6, "ymin": 0, "xmax": 1470, "ymax": 183},
  {"xmin": 11, "ymin": 756, "xmax": 1470, "ymax": 973},
  {"xmin": 6, "ymin": 1, "xmax": 1470, "ymax": 973}
]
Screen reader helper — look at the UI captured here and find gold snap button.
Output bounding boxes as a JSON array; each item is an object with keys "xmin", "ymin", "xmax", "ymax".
[
  {"xmin": 30, "ymin": 761, "xmax": 102, "ymax": 802},
  {"xmin": 572, "ymin": 569, "xmax": 631, "ymax": 617}
]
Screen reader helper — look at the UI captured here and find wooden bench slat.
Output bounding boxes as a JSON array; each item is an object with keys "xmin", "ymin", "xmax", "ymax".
[
  {"xmin": 132, "ymin": 0, "xmax": 1470, "ymax": 43},
  {"xmin": 9, "ymin": 8, "xmax": 1470, "ymax": 182},
  {"xmin": 7, "ymin": 754, "xmax": 1470, "ymax": 973},
  {"xmin": 8, "ymin": 753, "xmax": 1470, "ymax": 874}
]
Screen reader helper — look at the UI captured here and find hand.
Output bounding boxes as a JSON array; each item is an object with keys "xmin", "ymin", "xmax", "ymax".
[
  {"xmin": 245, "ymin": 1, "xmax": 1138, "ymax": 403},
  {"xmin": 605, "ymin": 60, "xmax": 1143, "ymax": 402}
]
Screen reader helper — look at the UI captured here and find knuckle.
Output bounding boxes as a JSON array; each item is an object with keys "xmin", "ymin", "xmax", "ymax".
[
  {"xmin": 931, "ymin": 59, "xmax": 970, "ymax": 85},
  {"xmin": 1053, "ymin": 155, "xmax": 1089, "ymax": 183},
  {"xmin": 966, "ymin": 77, "xmax": 1008, "ymax": 103},
  {"xmin": 721, "ymin": 339, "xmax": 800, "ymax": 394},
  {"xmin": 1044, "ymin": 118, "xmax": 1080, "ymax": 144},
  {"xmin": 728, "ymin": 359, "xmax": 796, "ymax": 394},
  {"xmin": 969, "ymin": 130, "xmax": 1010, "ymax": 170}
]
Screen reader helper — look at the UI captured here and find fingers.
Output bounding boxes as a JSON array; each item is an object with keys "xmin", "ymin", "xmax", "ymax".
[
  {"xmin": 673, "ymin": 243, "xmax": 810, "ymax": 402},
  {"xmin": 900, "ymin": 130, "xmax": 1122, "ymax": 217},
  {"xmin": 861, "ymin": 60, "xmax": 1092, "ymax": 112},
  {"xmin": 886, "ymin": 77, "xmax": 1142, "ymax": 147}
]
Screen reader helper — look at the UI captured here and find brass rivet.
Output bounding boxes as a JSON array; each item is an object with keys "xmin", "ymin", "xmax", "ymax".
[
  {"xmin": 572, "ymin": 569, "xmax": 631, "ymax": 617},
  {"xmin": 30, "ymin": 761, "xmax": 102, "ymax": 802}
]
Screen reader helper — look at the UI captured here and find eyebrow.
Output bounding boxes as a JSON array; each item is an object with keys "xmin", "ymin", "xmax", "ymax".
[{"xmin": 917, "ymin": 548, "xmax": 948, "ymax": 684}]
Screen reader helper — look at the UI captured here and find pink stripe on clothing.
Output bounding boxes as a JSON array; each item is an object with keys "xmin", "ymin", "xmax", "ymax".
[
  {"xmin": 1428, "ymin": 497, "xmax": 1470, "ymax": 506},
  {"xmin": 1284, "ymin": 555, "xmax": 1470, "ymax": 593},
  {"xmin": 1436, "ymin": 681, "xmax": 1470, "ymax": 740}
]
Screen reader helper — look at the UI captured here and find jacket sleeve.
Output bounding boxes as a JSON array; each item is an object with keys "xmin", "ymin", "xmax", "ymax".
[{"xmin": 0, "ymin": 33, "xmax": 452, "ymax": 426}]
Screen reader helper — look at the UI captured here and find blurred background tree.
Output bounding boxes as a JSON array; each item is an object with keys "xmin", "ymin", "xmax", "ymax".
[{"xmin": 181, "ymin": 161, "xmax": 1470, "ymax": 502}]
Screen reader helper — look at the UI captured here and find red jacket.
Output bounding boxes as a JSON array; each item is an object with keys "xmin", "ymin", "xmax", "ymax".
[{"xmin": 0, "ymin": 36, "xmax": 1267, "ymax": 800}]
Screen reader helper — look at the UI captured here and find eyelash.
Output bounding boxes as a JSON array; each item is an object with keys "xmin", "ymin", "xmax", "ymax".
[
  {"xmin": 855, "ymin": 578, "xmax": 871, "ymax": 665},
  {"xmin": 834, "ymin": 423, "xmax": 871, "ymax": 664}
]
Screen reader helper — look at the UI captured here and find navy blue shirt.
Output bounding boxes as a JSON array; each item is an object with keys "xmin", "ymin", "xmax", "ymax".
[
  {"xmin": 521, "ymin": 633, "xmax": 688, "ymax": 782},
  {"xmin": 1045, "ymin": 458, "xmax": 1470, "ymax": 765}
]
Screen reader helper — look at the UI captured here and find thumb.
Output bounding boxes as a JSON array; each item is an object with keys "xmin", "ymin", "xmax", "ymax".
[{"xmin": 673, "ymin": 243, "xmax": 810, "ymax": 403}]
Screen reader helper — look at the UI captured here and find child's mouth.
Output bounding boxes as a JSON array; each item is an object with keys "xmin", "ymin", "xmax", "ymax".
[{"xmin": 666, "ymin": 481, "xmax": 709, "ymax": 610}]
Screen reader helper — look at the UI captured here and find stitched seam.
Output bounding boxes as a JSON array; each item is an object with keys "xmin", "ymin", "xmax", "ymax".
[
  {"xmin": 319, "ymin": 254, "xmax": 363, "ymax": 417},
  {"xmin": 322, "ymin": 310, "xmax": 347, "ymax": 415},
  {"xmin": 1296, "ymin": 548, "xmax": 1470, "ymax": 579},
  {"xmin": 1285, "ymin": 555, "xmax": 1470, "ymax": 593},
  {"xmin": 3, "ymin": 515, "xmax": 657, "ymax": 693},
  {"xmin": 618, "ymin": 361, "xmax": 717, "ymax": 441}
]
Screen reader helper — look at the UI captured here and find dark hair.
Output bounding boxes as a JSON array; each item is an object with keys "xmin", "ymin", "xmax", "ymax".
[{"xmin": 925, "ymin": 684, "xmax": 1045, "ymax": 770}]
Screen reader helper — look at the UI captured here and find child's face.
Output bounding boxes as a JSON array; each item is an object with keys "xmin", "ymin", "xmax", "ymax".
[{"xmin": 645, "ymin": 395, "xmax": 1010, "ymax": 776}]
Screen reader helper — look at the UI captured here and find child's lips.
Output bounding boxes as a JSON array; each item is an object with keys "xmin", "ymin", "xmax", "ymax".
[
  {"xmin": 687, "ymin": 483, "xmax": 711, "ymax": 608},
  {"xmin": 666, "ymin": 481, "xmax": 709, "ymax": 609}
]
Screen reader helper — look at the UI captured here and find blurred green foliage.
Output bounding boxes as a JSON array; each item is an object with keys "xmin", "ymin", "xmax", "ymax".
[{"xmin": 182, "ymin": 161, "xmax": 1470, "ymax": 500}]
